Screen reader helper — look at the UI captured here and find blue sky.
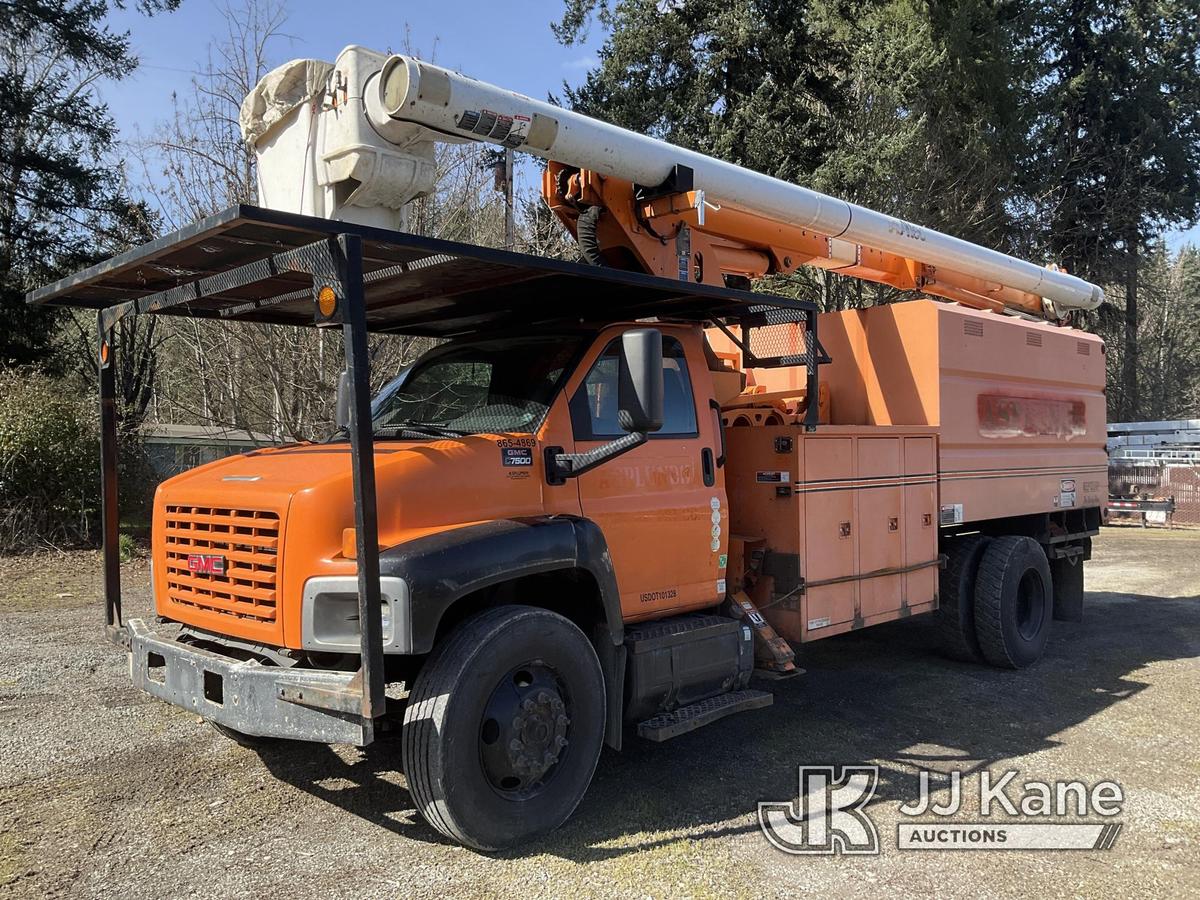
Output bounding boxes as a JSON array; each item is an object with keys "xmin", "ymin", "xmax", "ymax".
[
  {"xmin": 104, "ymin": 1, "xmax": 604, "ymax": 121},
  {"xmin": 100, "ymin": 0, "xmax": 1197, "ymax": 249},
  {"xmin": 102, "ymin": 0, "xmax": 603, "ymax": 201},
  {"xmin": 104, "ymin": 0, "xmax": 603, "ymax": 123}
]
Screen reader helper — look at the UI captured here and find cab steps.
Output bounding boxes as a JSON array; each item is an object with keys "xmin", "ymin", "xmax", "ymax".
[{"xmin": 636, "ymin": 689, "xmax": 773, "ymax": 742}]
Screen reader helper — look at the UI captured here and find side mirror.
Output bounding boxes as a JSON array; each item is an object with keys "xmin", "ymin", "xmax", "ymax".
[
  {"xmin": 544, "ymin": 328, "xmax": 666, "ymax": 483},
  {"xmin": 335, "ymin": 369, "xmax": 352, "ymax": 430},
  {"xmin": 617, "ymin": 328, "xmax": 664, "ymax": 433}
]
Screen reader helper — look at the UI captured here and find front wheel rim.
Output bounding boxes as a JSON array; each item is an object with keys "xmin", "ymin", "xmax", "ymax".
[{"xmin": 478, "ymin": 663, "xmax": 571, "ymax": 799}]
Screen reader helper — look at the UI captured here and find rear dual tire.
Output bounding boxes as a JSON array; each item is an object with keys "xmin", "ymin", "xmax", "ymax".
[
  {"xmin": 973, "ymin": 536, "xmax": 1053, "ymax": 669},
  {"xmin": 935, "ymin": 534, "xmax": 992, "ymax": 663},
  {"xmin": 937, "ymin": 534, "xmax": 1053, "ymax": 669}
]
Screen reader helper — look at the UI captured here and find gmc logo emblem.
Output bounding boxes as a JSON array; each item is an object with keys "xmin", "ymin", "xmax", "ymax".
[{"xmin": 187, "ymin": 554, "xmax": 226, "ymax": 575}]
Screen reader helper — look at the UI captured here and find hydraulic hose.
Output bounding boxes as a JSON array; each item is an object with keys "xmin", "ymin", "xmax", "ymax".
[{"xmin": 576, "ymin": 206, "xmax": 604, "ymax": 267}]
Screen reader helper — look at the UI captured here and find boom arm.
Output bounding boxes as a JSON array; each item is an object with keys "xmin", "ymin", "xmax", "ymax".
[{"xmin": 242, "ymin": 47, "xmax": 1103, "ymax": 320}]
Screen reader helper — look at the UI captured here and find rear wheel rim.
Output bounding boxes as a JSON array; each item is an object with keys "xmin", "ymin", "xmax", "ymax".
[
  {"xmin": 478, "ymin": 663, "xmax": 571, "ymax": 800},
  {"xmin": 1015, "ymin": 569, "xmax": 1047, "ymax": 640}
]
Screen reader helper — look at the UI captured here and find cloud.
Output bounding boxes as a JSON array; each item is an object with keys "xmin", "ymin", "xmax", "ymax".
[{"xmin": 562, "ymin": 54, "xmax": 597, "ymax": 72}]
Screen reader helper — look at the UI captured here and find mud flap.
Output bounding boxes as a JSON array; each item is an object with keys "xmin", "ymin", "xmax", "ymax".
[
  {"xmin": 1050, "ymin": 555, "xmax": 1085, "ymax": 622},
  {"xmin": 594, "ymin": 624, "xmax": 626, "ymax": 752}
]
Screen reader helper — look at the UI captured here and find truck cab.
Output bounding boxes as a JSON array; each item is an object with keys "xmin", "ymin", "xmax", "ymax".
[
  {"xmin": 154, "ymin": 322, "xmax": 729, "ymax": 656},
  {"xmin": 142, "ymin": 316, "xmax": 778, "ymax": 851}
]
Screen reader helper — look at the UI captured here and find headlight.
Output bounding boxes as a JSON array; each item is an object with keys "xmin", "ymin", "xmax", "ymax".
[{"xmin": 301, "ymin": 576, "xmax": 412, "ymax": 654}]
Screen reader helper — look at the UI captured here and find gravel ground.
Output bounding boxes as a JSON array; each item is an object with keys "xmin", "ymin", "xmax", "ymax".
[{"xmin": 1, "ymin": 527, "xmax": 1197, "ymax": 898}]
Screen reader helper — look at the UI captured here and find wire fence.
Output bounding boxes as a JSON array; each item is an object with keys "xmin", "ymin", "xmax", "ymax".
[{"xmin": 1108, "ymin": 459, "xmax": 1200, "ymax": 526}]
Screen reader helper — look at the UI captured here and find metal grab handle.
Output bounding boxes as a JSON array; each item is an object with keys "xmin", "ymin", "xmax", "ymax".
[{"xmin": 709, "ymin": 398, "xmax": 726, "ymax": 467}]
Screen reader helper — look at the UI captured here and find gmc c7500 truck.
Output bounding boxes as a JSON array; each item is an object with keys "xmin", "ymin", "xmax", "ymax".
[{"xmin": 29, "ymin": 48, "xmax": 1105, "ymax": 850}]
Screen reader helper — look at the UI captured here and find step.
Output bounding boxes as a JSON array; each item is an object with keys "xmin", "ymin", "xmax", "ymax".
[
  {"xmin": 754, "ymin": 666, "xmax": 805, "ymax": 681},
  {"xmin": 636, "ymin": 689, "xmax": 773, "ymax": 742}
]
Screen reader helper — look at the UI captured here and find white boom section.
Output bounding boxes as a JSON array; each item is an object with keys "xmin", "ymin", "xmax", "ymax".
[{"xmin": 243, "ymin": 47, "xmax": 1103, "ymax": 313}]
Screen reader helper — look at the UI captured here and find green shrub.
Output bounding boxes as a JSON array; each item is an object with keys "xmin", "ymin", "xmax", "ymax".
[
  {"xmin": 0, "ymin": 369, "xmax": 99, "ymax": 550},
  {"xmin": 118, "ymin": 532, "xmax": 138, "ymax": 562}
]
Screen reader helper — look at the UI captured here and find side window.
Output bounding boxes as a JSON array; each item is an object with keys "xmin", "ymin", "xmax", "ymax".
[{"xmin": 570, "ymin": 336, "xmax": 698, "ymax": 438}]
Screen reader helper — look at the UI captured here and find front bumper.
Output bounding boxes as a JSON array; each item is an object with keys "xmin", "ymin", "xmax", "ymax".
[{"xmin": 128, "ymin": 618, "xmax": 371, "ymax": 745}]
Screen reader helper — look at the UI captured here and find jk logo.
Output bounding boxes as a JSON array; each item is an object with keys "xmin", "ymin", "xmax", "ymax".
[{"xmin": 759, "ymin": 765, "xmax": 881, "ymax": 855}]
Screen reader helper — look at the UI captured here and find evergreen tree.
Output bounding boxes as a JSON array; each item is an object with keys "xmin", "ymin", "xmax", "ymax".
[
  {"xmin": 1026, "ymin": 0, "xmax": 1200, "ymax": 419},
  {"xmin": 0, "ymin": 0, "xmax": 178, "ymax": 368},
  {"xmin": 811, "ymin": 0, "xmax": 1033, "ymax": 251},
  {"xmin": 555, "ymin": 0, "xmax": 847, "ymax": 183},
  {"xmin": 554, "ymin": 1, "xmax": 1033, "ymax": 307}
]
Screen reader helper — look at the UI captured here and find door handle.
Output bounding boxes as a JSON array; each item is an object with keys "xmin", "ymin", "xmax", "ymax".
[
  {"xmin": 708, "ymin": 399, "xmax": 726, "ymax": 467},
  {"xmin": 701, "ymin": 447, "xmax": 715, "ymax": 487}
]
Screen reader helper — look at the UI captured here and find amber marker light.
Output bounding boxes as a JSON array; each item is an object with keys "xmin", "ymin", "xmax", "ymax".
[{"xmin": 317, "ymin": 284, "xmax": 339, "ymax": 318}]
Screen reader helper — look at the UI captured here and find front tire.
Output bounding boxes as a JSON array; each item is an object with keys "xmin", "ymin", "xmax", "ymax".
[
  {"xmin": 402, "ymin": 605, "xmax": 606, "ymax": 851},
  {"xmin": 973, "ymin": 536, "xmax": 1053, "ymax": 668}
]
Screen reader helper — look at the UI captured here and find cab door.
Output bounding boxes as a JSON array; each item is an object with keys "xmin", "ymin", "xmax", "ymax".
[{"xmin": 568, "ymin": 327, "xmax": 727, "ymax": 620}]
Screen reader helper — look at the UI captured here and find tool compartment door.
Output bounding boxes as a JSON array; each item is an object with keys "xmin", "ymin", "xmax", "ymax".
[
  {"xmin": 802, "ymin": 437, "xmax": 856, "ymax": 635},
  {"xmin": 903, "ymin": 436, "xmax": 938, "ymax": 609},
  {"xmin": 856, "ymin": 437, "xmax": 904, "ymax": 620}
]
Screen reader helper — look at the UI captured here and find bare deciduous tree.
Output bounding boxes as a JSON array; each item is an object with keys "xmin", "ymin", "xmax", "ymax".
[{"xmin": 133, "ymin": 1, "xmax": 442, "ymax": 441}]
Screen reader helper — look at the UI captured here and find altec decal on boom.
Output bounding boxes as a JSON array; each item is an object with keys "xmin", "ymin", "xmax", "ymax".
[{"xmin": 242, "ymin": 46, "xmax": 1104, "ymax": 321}]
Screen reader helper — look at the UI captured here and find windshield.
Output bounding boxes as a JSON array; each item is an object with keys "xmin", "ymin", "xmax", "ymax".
[{"xmin": 372, "ymin": 335, "xmax": 583, "ymax": 435}]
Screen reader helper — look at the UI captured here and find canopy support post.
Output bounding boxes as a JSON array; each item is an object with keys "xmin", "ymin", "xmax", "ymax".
[
  {"xmin": 98, "ymin": 313, "xmax": 126, "ymax": 647},
  {"xmin": 336, "ymin": 234, "xmax": 387, "ymax": 728}
]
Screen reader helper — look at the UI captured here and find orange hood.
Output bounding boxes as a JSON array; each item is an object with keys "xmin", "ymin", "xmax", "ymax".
[{"xmin": 152, "ymin": 435, "xmax": 551, "ymax": 648}]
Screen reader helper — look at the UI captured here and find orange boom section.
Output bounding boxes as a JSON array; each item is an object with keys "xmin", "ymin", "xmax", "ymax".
[{"xmin": 542, "ymin": 163, "xmax": 1069, "ymax": 320}]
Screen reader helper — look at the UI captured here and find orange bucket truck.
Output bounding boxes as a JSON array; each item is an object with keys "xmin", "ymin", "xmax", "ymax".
[{"xmin": 27, "ymin": 48, "xmax": 1104, "ymax": 850}]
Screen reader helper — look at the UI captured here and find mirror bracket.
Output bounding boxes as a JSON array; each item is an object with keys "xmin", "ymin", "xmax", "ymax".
[{"xmin": 544, "ymin": 432, "xmax": 648, "ymax": 484}]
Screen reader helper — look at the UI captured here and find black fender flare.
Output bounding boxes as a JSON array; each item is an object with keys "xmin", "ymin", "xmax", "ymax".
[
  {"xmin": 379, "ymin": 515, "xmax": 626, "ymax": 748},
  {"xmin": 379, "ymin": 515, "xmax": 622, "ymax": 651}
]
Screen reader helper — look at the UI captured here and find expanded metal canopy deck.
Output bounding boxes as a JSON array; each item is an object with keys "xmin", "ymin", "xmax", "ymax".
[
  {"xmin": 27, "ymin": 204, "xmax": 822, "ymax": 745},
  {"xmin": 28, "ymin": 204, "xmax": 819, "ymax": 340}
]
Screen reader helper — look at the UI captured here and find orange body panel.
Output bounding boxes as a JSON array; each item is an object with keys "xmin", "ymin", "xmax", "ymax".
[
  {"xmin": 814, "ymin": 301, "xmax": 1108, "ymax": 521},
  {"xmin": 711, "ymin": 299, "xmax": 1107, "ymax": 525},
  {"xmin": 563, "ymin": 325, "xmax": 728, "ymax": 621},
  {"xmin": 724, "ymin": 425, "xmax": 939, "ymax": 644},
  {"xmin": 153, "ymin": 433, "xmax": 560, "ymax": 647}
]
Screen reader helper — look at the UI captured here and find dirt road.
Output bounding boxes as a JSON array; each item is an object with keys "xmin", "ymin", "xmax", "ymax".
[{"xmin": 2, "ymin": 527, "xmax": 1197, "ymax": 898}]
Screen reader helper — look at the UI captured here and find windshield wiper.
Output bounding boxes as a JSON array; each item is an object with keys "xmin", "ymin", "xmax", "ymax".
[{"xmin": 375, "ymin": 421, "xmax": 465, "ymax": 438}]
